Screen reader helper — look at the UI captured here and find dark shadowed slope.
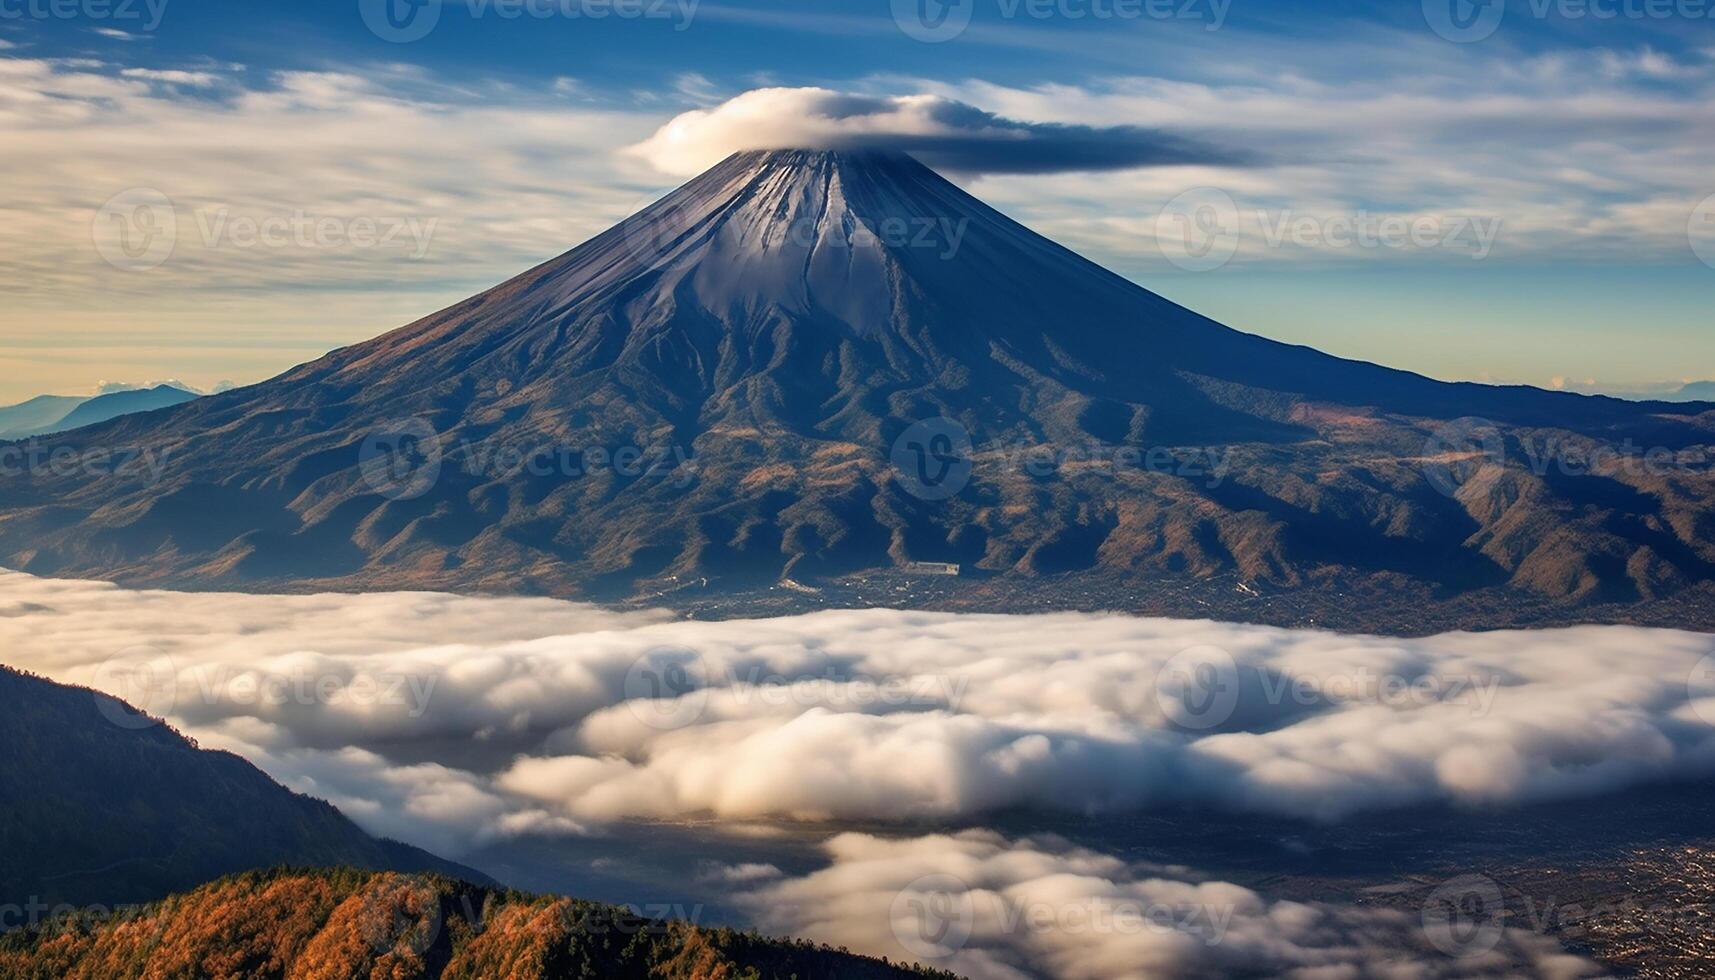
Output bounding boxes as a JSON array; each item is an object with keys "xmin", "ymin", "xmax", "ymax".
[
  {"xmin": 1, "ymin": 150, "xmax": 1711, "ymax": 623},
  {"xmin": 0, "ymin": 666, "xmax": 485, "ymax": 911},
  {"xmin": 0, "ymin": 867, "xmax": 954, "ymax": 980}
]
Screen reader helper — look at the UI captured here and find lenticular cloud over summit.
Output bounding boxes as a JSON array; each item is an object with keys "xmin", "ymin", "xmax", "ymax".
[
  {"xmin": 5, "ymin": 569, "xmax": 1715, "ymax": 847},
  {"xmin": 629, "ymin": 87, "xmax": 1246, "ymax": 176}
]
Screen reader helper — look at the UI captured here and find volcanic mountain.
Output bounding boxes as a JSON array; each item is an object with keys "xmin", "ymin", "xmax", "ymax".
[{"xmin": 2, "ymin": 150, "xmax": 1712, "ymax": 626}]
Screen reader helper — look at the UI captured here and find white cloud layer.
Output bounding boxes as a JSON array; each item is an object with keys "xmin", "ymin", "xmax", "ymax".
[
  {"xmin": 1, "ymin": 569, "xmax": 1696, "ymax": 977},
  {"xmin": 739, "ymin": 830, "xmax": 1604, "ymax": 980},
  {"xmin": 4, "ymin": 570, "xmax": 1714, "ymax": 849}
]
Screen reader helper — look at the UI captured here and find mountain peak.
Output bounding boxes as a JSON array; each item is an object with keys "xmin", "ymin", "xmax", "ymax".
[
  {"xmin": 3, "ymin": 151, "xmax": 1711, "ymax": 621},
  {"xmin": 734, "ymin": 146, "xmax": 917, "ymax": 164}
]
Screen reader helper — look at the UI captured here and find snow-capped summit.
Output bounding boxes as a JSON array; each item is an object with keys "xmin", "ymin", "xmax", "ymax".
[{"xmin": 1, "ymin": 149, "xmax": 1710, "ymax": 626}]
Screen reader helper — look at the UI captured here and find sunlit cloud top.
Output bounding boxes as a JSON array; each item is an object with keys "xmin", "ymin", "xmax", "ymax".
[{"xmin": 627, "ymin": 86, "xmax": 1252, "ymax": 175}]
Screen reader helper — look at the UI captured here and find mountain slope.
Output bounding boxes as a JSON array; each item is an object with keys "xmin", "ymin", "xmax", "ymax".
[
  {"xmin": 0, "ymin": 395, "xmax": 87, "ymax": 439},
  {"xmin": 0, "ymin": 868, "xmax": 953, "ymax": 980},
  {"xmin": 0, "ymin": 150, "xmax": 1711, "ymax": 623},
  {"xmin": 0, "ymin": 665, "xmax": 484, "ymax": 910}
]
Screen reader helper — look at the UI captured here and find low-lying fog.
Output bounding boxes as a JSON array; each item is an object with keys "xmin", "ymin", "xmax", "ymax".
[{"xmin": 8, "ymin": 569, "xmax": 1712, "ymax": 979}]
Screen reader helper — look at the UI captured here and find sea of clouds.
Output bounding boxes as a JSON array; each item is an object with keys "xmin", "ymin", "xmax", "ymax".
[
  {"xmin": 733, "ymin": 830, "xmax": 1603, "ymax": 980},
  {"xmin": 4, "ymin": 569, "xmax": 1711, "ymax": 977}
]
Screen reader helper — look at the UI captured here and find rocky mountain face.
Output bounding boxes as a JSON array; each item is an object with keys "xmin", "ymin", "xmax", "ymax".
[{"xmin": 1, "ymin": 150, "xmax": 1711, "ymax": 622}]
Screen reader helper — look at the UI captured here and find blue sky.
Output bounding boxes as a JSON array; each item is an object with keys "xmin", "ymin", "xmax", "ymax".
[{"xmin": 1, "ymin": 0, "xmax": 1712, "ymax": 401}]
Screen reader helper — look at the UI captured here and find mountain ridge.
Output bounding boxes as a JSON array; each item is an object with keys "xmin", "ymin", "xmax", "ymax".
[
  {"xmin": 0, "ymin": 385, "xmax": 199, "ymax": 440},
  {"xmin": 0, "ymin": 395, "xmax": 88, "ymax": 439},
  {"xmin": 0, "ymin": 664, "xmax": 486, "ymax": 911},
  {"xmin": 0, "ymin": 866, "xmax": 953, "ymax": 980}
]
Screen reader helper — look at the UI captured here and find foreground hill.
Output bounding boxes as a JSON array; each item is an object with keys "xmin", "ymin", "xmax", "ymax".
[
  {"xmin": 0, "ymin": 868, "xmax": 952, "ymax": 980},
  {"xmin": 1, "ymin": 150, "xmax": 1711, "ymax": 626},
  {"xmin": 0, "ymin": 665, "xmax": 483, "ymax": 910}
]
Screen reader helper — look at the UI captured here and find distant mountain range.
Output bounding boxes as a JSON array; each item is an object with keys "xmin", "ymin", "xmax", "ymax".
[
  {"xmin": 0, "ymin": 665, "xmax": 482, "ymax": 911},
  {"xmin": 0, "ymin": 384, "xmax": 200, "ymax": 439},
  {"xmin": 1, "ymin": 149, "xmax": 1711, "ymax": 628},
  {"xmin": 0, "ymin": 395, "xmax": 88, "ymax": 438},
  {"xmin": 0, "ymin": 867, "xmax": 949, "ymax": 980}
]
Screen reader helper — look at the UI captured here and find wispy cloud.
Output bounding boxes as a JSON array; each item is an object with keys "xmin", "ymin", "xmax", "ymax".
[
  {"xmin": 0, "ymin": 57, "xmax": 670, "ymax": 397},
  {"xmin": 119, "ymin": 67, "xmax": 219, "ymax": 86},
  {"xmin": 90, "ymin": 26, "xmax": 149, "ymax": 41},
  {"xmin": 911, "ymin": 47, "xmax": 1715, "ymax": 269}
]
